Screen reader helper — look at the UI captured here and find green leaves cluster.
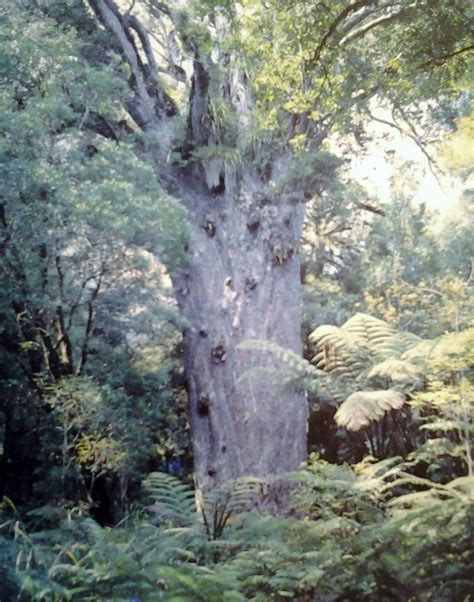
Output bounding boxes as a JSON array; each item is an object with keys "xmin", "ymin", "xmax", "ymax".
[
  {"xmin": 232, "ymin": 0, "xmax": 473, "ymax": 144},
  {"xmin": 3, "ymin": 458, "xmax": 473, "ymax": 601},
  {"xmin": 0, "ymin": 1, "xmax": 190, "ymax": 516}
]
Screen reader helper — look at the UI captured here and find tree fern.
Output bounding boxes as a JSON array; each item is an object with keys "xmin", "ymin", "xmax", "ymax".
[
  {"xmin": 239, "ymin": 316, "xmax": 426, "ymax": 435},
  {"xmin": 334, "ymin": 390, "xmax": 405, "ymax": 431},
  {"xmin": 144, "ymin": 472, "xmax": 197, "ymax": 527},
  {"xmin": 310, "ymin": 313, "xmax": 422, "ymax": 376},
  {"xmin": 367, "ymin": 359, "xmax": 424, "ymax": 390},
  {"xmin": 309, "ymin": 314, "xmax": 427, "ymax": 433}
]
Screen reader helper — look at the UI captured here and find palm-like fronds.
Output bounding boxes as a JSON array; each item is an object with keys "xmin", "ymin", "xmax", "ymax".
[
  {"xmin": 201, "ymin": 477, "xmax": 265, "ymax": 540},
  {"xmin": 368, "ymin": 359, "xmax": 424, "ymax": 389},
  {"xmin": 144, "ymin": 472, "xmax": 196, "ymax": 527},
  {"xmin": 334, "ymin": 390, "xmax": 405, "ymax": 431},
  {"xmin": 310, "ymin": 314, "xmax": 425, "ymax": 431},
  {"xmin": 310, "ymin": 313, "xmax": 422, "ymax": 377},
  {"xmin": 144, "ymin": 471, "xmax": 267, "ymax": 541},
  {"xmin": 240, "ymin": 314, "xmax": 429, "ymax": 434}
]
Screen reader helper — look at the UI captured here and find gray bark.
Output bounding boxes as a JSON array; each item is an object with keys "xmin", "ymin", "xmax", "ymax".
[
  {"xmin": 173, "ymin": 177, "xmax": 308, "ymax": 492},
  {"xmin": 87, "ymin": 0, "xmax": 309, "ymax": 493}
]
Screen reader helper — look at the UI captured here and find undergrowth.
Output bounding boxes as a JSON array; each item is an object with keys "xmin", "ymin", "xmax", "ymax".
[{"xmin": 1, "ymin": 458, "xmax": 472, "ymax": 601}]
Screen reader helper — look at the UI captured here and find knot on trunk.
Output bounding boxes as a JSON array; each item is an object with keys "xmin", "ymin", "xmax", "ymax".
[
  {"xmin": 211, "ymin": 343, "xmax": 226, "ymax": 363},
  {"xmin": 269, "ymin": 236, "xmax": 295, "ymax": 265},
  {"xmin": 247, "ymin": 212, "xmax": 260, "ymax": 232},
  {"xmin": 203, "ymin": 220, "xmax": 216, "ymax": 237},
  {"xmin": 245, "ymin": 276, "xmax": 257, "ymax": 292},
  {"xmin": 197, "ymin": 394, "xmax": 210, "ymax": 416}
]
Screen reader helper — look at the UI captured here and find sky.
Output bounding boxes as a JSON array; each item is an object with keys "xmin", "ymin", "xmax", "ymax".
[{"xmin": 348, "ymin": 114, "xmax": 467, "ymax": 218}]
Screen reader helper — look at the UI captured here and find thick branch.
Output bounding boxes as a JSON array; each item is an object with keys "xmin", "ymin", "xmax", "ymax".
[
  {"xmin": 339, "ymin": 0, "xmax": 396, "ymax": 34},
  {"xmin": 125, "ymin": 14, "xmax": 159, "ymax": 79},
  {"xmin": 310, "ymin": 0, "xmax": 379, "ymax": 66},
  {"xmin": 87, "ymin": 0, "xmax": 175, "ymax": 130},
  {"xmin": 339, "ymin": 3, "xmax": 417, "ymax": 46}
]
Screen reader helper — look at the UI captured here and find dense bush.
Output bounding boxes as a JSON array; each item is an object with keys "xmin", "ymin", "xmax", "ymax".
[{"xmin": 2, "ymin": 459, "xmax": 472, "ymax": 601}]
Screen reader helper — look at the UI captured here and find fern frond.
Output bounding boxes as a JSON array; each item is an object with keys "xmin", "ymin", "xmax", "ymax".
[
  {"xmin": 446, "ymin": 476, "xmax": 474, "ymax": 495},
  {"xmin": 237, "ymin": 339, "xmax": 320, "ymax": 378},
  {"xmin": 334, "ymin": 390, "xmax": 405, "ymax": 431},
  {"xmin": 143, "ymin": 472, "xmax": 196, "ymax": 526},
  {"xmin": 401, "ymin": 339, "xmax": 438, "ymax": 363},
  {"xmin": 308, "ymin": 324, "xmax": 339, "ymax": 344},
  {"xmin": 310, "ymin": 314, "xmax": 422, "ymax": 374},
  {"xmin": 368, "ymin": 359, "xmax": 424, "ymax": 390},
  {"xmin": 343, "ymin": 313, "xmax": 396, "ymax": 343},
  {"xmin": 201, "ymin": 477, "xmax": 265, "ymax": 540},
  {"xmin": 377, "ymin": 331, "xmax": 422, "ymax": 357}
]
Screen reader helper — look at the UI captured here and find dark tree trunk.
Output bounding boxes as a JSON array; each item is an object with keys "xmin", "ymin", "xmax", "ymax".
[{"xmin": 173, "ymin": 176, "xmax": 308, "ymax": 491}]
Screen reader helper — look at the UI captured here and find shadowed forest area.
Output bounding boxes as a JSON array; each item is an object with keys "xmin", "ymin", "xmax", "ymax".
[{"xmin": 0, "ymin": 1, "xmax": 473, "ymax": 600}]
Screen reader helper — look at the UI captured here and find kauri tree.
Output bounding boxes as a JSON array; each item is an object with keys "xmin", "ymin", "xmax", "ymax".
[{"xmin": 13, "ymin": 0, "xmax": 473, "ymax": 493}]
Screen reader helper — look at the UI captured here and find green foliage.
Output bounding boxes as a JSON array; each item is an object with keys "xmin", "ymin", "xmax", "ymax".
[
  {"xmin": 2, "ymin": 459, "xmax": 473, "ymax": 601},
  {"xmin": 440, "ymin": 110, "xmax": 474, "ymax": 177},
  {"xmin": 144, "ymin": 470, "xmax": 265, "ymax": 541},
  {"xmin": 0, "ymin": 1, "xmax": 190, "ymax": 517},
  {"xmin": 243, "ymin": 311, "xmax": 472, "ymax": 471},
  {"xmin": 1, "ymin": 2, "xmax": 473, "ymax": 599},
  {"xmin": 144, "ymin": 472, "xmax": 197, "ymax": 527},
  {"xmin": 307, "ymin": 313, "xmax": 421, "ymax": 433},
  {"xmin": 407, "ymin": 327, "xmax": 474, "ymax": 478},
  {"xmin": 7, "ymin": 516, "xmax": 241, "ymax": 601},
  {"xmin": 234, "ymin": 0, "xmax": 473, "ymax": 143},
  {"xmin": 334, "ymin": 390, "xmax": 405, "ymax": 432},
  {"xmin": 237, "ymin": 338, "xmax": 326, "ymax": 394}
]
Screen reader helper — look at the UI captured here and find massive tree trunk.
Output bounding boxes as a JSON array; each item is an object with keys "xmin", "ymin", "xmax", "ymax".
[
  {"xmin": 173, "ymin": 177, "xmax": 308, "ymax": 491},
  {"xmin": 87, "ymin": 0, "xmax": 309, "ymax": 492}
]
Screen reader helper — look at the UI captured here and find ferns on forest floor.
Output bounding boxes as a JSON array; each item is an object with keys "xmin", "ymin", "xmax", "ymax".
[{"xmin": 1, "ymin": 458, "xmax": 473, "ymax": 601}]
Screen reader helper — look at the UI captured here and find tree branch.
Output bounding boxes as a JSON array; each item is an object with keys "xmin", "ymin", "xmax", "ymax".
[
  {"xmin": 339, "ymin": 0, "xmax": 395, "ymax": 34},
  {"xmin": 87, "ymin": 0, "xmax": 175, "ymax": 130},
  {"xmin": 356, "ymin": 201, "xmax": 386, "ymax": 216},
  {"xmin": 418, "ymin": 45, "xmax": 474, "ymax": 70},
  {"xmin": 125, "ymin": 14, "xmax": 159, "ymax": 79},
  {"xmin": 339, "ymin": 3, "xmax": 417, "ymax": 46},
  {"xmin": 310, "ymin": 0, "xmax": 379, "ymax": 66},
  {"xmin": 76, "ymin": 273, "xmax": 103, "ymax": 376},
  {"xmin": 66, "ymin": 274, "xmax": 102, "ymax": 330},
  {"xmin": 366, "ymin": 109, "xmax": 442, "ymax": 186}
]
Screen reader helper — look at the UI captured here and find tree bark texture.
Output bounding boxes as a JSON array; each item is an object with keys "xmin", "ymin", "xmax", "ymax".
[{"xmin": 173, "ymin": 178, "xmax": 308, "ymax": 492}]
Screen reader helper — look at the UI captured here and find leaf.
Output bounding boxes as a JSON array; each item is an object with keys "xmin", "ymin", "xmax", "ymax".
[
  {"xmin": 143, "ymin": 472, "xmax": 196, "ymax": 526},
  {"xmin": 368, "ymin": 359, "xmax": 424, "ymax": 389},
  {"xmin": 446, "ymin": 476, "xmax": 474, "ymax": 495},
  {"xmin": 334, "ymin": 390, "xmax": 405, "ymax": 431}
]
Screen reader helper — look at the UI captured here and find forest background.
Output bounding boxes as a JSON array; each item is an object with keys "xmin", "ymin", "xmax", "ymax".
[{"xmin": 0, "ymin": 0, "xmax": 473, "ymax": 600}]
